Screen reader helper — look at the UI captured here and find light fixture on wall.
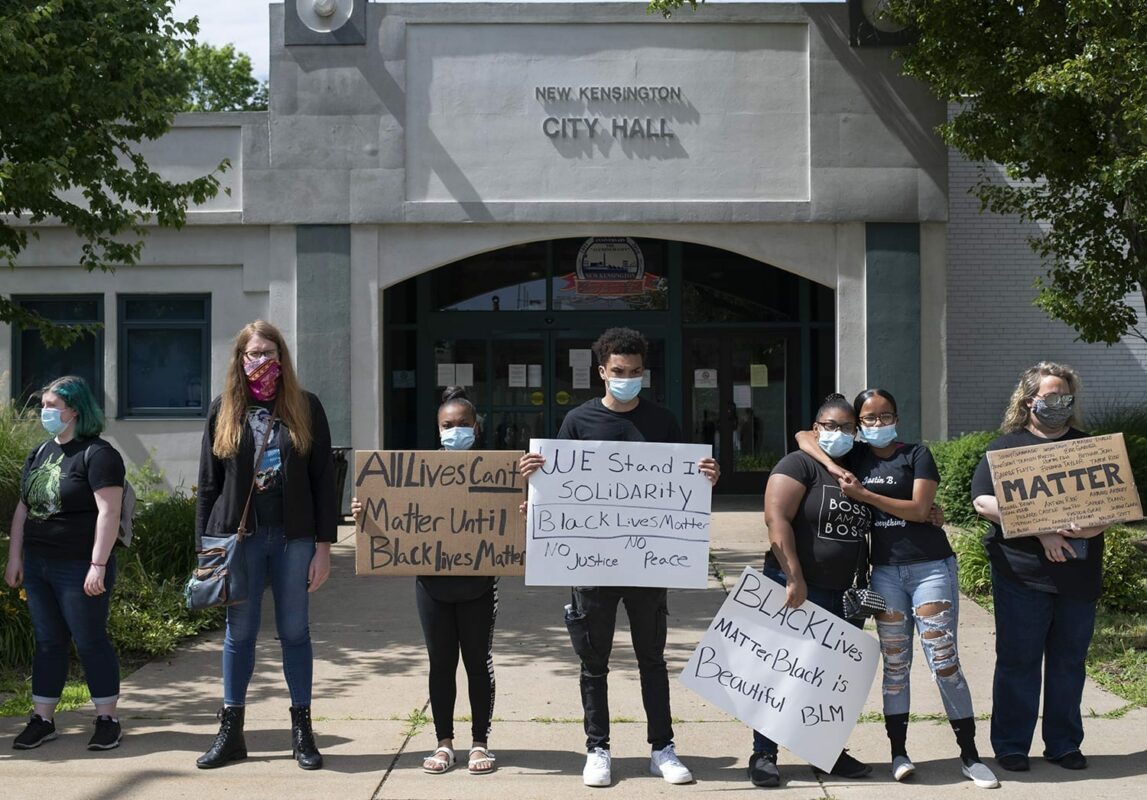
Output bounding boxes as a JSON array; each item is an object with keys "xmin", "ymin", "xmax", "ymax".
[
  {"xmin": 286, "ymin": 0, "xmax": 366, "ymax": 45},
  {"xmin": 848, "ymin": 0, "xmax": 915, "ymax": 47},
  {"xmin": 298, "ymin": 0, "xmax": 354, "ymax": 34}
]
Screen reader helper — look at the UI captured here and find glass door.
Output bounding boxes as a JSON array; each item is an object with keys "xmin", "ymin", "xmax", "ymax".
[{"xmin": 684, "ymin": 331, "xmax": 792, "ymax": 494}]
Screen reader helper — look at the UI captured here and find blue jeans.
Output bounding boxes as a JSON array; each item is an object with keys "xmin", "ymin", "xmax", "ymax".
[
  {"xmin": 752, "ymin": 565, "xmax": 862, "ymax": 756},
  {"xmin": 871, "ymin": 556, "xmax": 974, "ymax": 719},
  {"xmin": 990, "ymin": 566, "xmax": 1096, "ymax": 760},
  {"xmin": 222, "ymin": 527, "xmax": 315, "ymax": 707},
  {"xmin": 23, "ymin": 553, "xmax": 120, "ymax": 706}
]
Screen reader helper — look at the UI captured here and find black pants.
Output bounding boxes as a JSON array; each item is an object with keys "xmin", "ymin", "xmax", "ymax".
[
  {"xmin": 566, "ymin": 586, "xmax": 672, "ymax": 752},
  {"xmin": 415, "ymin": 580, "xmax": 498, "ymax": 743}
]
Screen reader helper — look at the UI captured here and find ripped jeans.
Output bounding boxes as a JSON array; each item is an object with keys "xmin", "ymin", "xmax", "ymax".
[{"xmin": 870, "ymin": 556, "xmax": 974, "ymax": 719}]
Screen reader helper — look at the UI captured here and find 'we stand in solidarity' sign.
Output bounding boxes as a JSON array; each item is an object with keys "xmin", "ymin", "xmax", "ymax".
[
  {"xmin": 524, "ymin": 439, "xmax": 713, "ymax": 588},
  {"xmin": 681, "ymin": 567, "xmax": 878, "ymax": 771}
]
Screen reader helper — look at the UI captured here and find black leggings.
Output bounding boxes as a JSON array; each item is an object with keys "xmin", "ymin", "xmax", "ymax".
[{"xmin": 415, "ymin": 580, "xmax": 498, "ymax": 743}]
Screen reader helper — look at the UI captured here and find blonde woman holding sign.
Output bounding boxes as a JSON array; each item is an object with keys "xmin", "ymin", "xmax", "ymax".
[
  {"xmin": 971, "ymin": 362, "xmax": 1103, "ymax": 773},
  {"xmin": 352, "ymin": 387, "xmax": 499, "ymax": 775}
]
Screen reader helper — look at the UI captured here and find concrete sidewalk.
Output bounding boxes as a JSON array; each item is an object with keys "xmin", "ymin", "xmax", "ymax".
[{"xmin": 2, "ymin": 512, "xmax": 1145, "ymax": 799}]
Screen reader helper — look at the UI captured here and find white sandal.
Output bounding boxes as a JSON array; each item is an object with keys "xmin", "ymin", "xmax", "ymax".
[
  {"xmin": 468, "ymin": 746, "xmax": 497, "ymax": 774},
  {"xmin": 423, "ymin": 746, "xmax": 455, "ymax": 774}
]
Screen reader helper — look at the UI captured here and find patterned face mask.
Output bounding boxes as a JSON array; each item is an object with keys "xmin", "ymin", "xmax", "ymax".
[{"xmin": 244, "ymin": 356, "xmax": 281, "ymax": 401}]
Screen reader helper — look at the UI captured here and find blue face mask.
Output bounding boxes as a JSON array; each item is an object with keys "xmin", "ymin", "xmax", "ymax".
[
  {"xmin": 41, "ymin": 407, "xmax": 71, "ymax": 436},
  {"xmin": 607, "ymin": 377, "xmax": 643, "ymax": 403},
  {"xmin": 818, "ymin": 429, "xmax": 855, "ymax": 459},
  {"xmin": 861, "ymin": 424, "xmax": 898, "ymax": 448},
  {"xmin": 440, "ymin": 426, "xmax": 476, "ymax": 451}
]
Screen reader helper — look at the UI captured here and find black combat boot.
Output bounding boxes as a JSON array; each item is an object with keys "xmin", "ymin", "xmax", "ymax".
[
  {"xmin": 290, "ymin": 705, "xmax": 323, "ymax": 770},
  {"xmin": 196, "ymin": 706, "xmax": 247, "ymax": 769}
]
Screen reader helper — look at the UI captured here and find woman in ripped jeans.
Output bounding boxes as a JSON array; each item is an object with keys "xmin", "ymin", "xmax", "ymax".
[{"xmin": 798, "ymin": 388, "xmax": 998, "ymax": 789}]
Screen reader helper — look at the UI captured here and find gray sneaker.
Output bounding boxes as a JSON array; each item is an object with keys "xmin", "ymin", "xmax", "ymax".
[
  {"xmin": 892, "ymin": 754, "xmax": 915, "ymax": 781},
  {"xmin": 961, "ymin": 758, "xmax": 1000, "ymax": 789}
]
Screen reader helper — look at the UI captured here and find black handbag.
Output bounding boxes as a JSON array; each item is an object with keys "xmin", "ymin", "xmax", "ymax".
[
  {"xmin": 185, "ymin": 414, "xmax": 275, "ymax": 612},
  {"xmin": 842, "ymin": 536, "xmax": 886, "ymax": 620}
]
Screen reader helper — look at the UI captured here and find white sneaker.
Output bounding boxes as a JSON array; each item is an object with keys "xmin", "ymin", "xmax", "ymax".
[
  {"xmin": 583, "ymin": 747, "xmax": 612, "ymax": 787},
  {"xmin": 892, "ymin": 754, "xmax": 916, "ymax": 781},
  {"xmin": 650, "ymin": 744, "xmax": 694, "ymax": 784},
  {"xmin": 962, "ymin": 758, "xmax": 1000, "ymax": 789}
]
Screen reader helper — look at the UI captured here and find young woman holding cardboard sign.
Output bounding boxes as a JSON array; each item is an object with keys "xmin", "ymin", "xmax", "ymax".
[
  {"xmin": 352, "ymin": 387, "xmax": 499, "ymax": 775},
  {"xmin": 971, "ymin": 363, "xmax": 1104, "ymax": 773},
  {"xmin": 797, "ymin": 389, "xmax": 998, "ymax": 789}
]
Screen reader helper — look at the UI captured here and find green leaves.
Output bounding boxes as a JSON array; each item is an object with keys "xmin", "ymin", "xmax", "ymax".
[
  {"xmin": 1, "ymin": 1, "xmax": 226, "ymax": 339},
  {"xmin": 891, "ymin": 0, "xmax": 1147, "ymax": 344}
]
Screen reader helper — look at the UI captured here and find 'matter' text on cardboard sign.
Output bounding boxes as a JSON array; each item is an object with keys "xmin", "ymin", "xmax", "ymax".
[
  {"xmin": 354, "ymin": 450, "xmax": 526, "ymax": 576},
  {"xmin": 986, "ymin": 433, "xmax": 1143, "ymax": 538}
]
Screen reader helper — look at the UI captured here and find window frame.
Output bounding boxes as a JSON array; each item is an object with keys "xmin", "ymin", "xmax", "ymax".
[
  {"xmin": 116, "ymin": 293, "xmax": 211, "ymax": 419},
  {"xmin": 10, "ymin": 294, "xmax": 105, "ymax": 410}
]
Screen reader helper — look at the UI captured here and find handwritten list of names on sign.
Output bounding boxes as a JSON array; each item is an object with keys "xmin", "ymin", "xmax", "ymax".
[
  {"xmin": 987, "ymin": 433, "xmax": 1143, "ymax": 538},
  {"xmin": 524, "ymin": 439, "xmax": 712, "ymax": 588},
  {"xmin": 354, "ymin": 451, "xmax": 526, "ymax": 576},
  {"xmin": 680, "ymin": 567, "xmax": 878, "ymax": 772}
]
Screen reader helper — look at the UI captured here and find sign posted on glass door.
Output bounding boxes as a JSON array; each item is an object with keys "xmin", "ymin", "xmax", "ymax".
[{"xmin": 523, "ymin": 439, "xmax": 713, "ymax": 588}]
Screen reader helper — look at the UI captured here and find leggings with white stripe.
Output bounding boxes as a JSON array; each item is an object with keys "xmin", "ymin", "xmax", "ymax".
[{"xmin": 415, "ymin": 579, "xmax": 498, "ymax": 743}]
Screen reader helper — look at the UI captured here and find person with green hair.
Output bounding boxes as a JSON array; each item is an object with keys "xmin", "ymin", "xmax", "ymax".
[{"xmin": 5, "ymin": 376, "xmax": 127, "ymax": 751}]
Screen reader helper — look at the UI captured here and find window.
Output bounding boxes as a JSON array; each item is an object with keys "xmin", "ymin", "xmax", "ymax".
[
  {"xmin": 10, "ymin": 296, "xmax": 104, "ymax": 409},
  {"xmin": 117, "ymin": 295, "xmax": 210, "ymax": 417}
]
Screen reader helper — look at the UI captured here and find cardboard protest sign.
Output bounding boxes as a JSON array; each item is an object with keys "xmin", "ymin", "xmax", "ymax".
[
  {"xmin": 986, "ymin": 433, "xmax": 1143, "ymax": 538},
  {"xmin": 524, "ymin": 439, "xmax": 712, "ymax": 588},
  {"xmin": 354, "ymin": 451, "xmax": 526, "ymax": 576},
  {"xmin": 680, "ymin": 567, "xmax": 879, "ymax": 772}
]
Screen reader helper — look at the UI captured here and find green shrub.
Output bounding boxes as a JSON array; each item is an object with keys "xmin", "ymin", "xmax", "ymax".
[
  {"xmin": 929, "ymin": 430, "xmax": 997, "ymax": 527},
  {"xmin": 951, "ymin": 524, "xmax": 993, "ymax": 598},
  {"xmin": 132, "ymin": 494, "xmax": 198, "ymax": 583},
  {"xmin": 107, "ymin": 555, "xmax": 223, "ymax": 657},
  {"xmin": 1087, "ymin": 403, "xmax": 1147, "ymax": 510},
  {"xmin": 0, "ymin": 402, "xmax": 42, "ymax": 533},
  {"xmin": 1099, "ymin": 525, "xmax": 1147, "ymax": 613}
]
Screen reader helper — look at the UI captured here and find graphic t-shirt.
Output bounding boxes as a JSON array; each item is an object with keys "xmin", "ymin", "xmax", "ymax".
[
  {"xmin": 844, "ymin": 442, "xmax": 954, "ymax": 566},
  {"xmin": 247, "ymin": 404, "xmax": 285, "ymax": 527},
  {"xmin": 764, "ymin": 451, "xmax": 871, "ymax": 591},
  {"xmin": 557, "ymin": 397, "xmax": 683, "ymax": 445},
  {"xmin": 21, "ymin": 437, "xmax": 126, "ymax": 560},
  {"xmin": 971, "ymin": 427, "xmax": 1103, "ymax": 600}
]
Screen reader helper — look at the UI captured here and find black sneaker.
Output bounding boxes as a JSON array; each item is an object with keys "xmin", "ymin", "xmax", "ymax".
[
  {"xmin": 748, "ymin": 751, "xmax": 780, "ymax": 787},
  {"xmin": 13, "ymin": 714, "xmax": 57, "ymax": 750},
  {"xmin": 814, "ymin": 750, "xmax": 872, "ymax": 779},
  {"xmin": 87, "ymin": 716, "xmax": 122, "ymax": 751},
  {"xmin": 1049, "ymin": 751, "xmax": 1087, "ymax": 770},
  {"xmin": 996, "ymin": 753, "xmax": 1030, "ymax": 772}
]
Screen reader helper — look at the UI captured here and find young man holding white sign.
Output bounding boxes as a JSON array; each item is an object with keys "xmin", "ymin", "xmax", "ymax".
[
  {"xmin": 519, "ymin": 328, "xmax": 719, "ymax": 787},
  {"xmin": 972, "ymin": 363, "xmax": 1104, "ymax": 773}
]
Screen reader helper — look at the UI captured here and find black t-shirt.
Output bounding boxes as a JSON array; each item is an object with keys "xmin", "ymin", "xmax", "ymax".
[
  {"xmin": 844, "ymin": 442, "xmax": 954, "ymax": 565},
  {"xmin": 763, "ymin": 451, "xmax": 871, "ymax": 591},
  {"xmin": 971, "ymin": 427, "xmax": 1104, "ymax": 600},
  {"xmin": 557, "ymin": 397, "xmax": 683, "ymax": 444},
  {"xmin": 21, "ymin": 437, "xmax": 126, "ymax": 560}
]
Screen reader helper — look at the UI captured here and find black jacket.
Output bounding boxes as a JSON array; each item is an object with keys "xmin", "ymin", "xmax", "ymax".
[{"xmin": 195, "ymin": 391, "xmax": 337, "ymax": 548}]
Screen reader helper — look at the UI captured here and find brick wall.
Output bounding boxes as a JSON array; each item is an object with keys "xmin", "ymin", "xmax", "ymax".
[{"xmin": 946, "ymin": 110, "xmax": 1147, "ymax": 436}]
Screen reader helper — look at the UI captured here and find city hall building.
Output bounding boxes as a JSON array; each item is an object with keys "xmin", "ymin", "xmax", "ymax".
[{"xmin": 4, "ymin": 1, "xmax": 1146, "ymax": 495}]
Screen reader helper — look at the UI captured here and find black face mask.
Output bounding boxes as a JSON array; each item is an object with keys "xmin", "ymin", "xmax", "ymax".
[{"xmin": 1031, "ymin": 397, "xmax": 1073, "ymax": 428}]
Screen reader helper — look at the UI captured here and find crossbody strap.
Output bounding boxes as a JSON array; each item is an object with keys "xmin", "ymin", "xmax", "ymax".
[{"xmin": 236, "ymin": 410, "xmax": 277, "ymax": 536}]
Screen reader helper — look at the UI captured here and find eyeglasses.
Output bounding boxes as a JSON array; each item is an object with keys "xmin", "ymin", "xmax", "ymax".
[
  {"xmin": 1034, "ymin": 393, "xmax": 1074, "ymax": 409},
  {"xmin": 816, "ymin": 420, "xmax": 857, "ymax": 435},
  {"xmin": 859, "ymin": 412, "xmax": 897, "ymax": 426},
  {"xmin": 243, "ymin": 348, "xmax": 279, "ymax": 361}
]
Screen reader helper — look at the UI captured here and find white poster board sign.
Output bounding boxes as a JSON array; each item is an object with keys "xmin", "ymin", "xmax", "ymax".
[
  {"xmin": 681, "ymin": 567, "xmax": 879, "ymax": 771},
  {"xmin": 525, "ymin": 439, "xmax": 712, "ymax": 588}
]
